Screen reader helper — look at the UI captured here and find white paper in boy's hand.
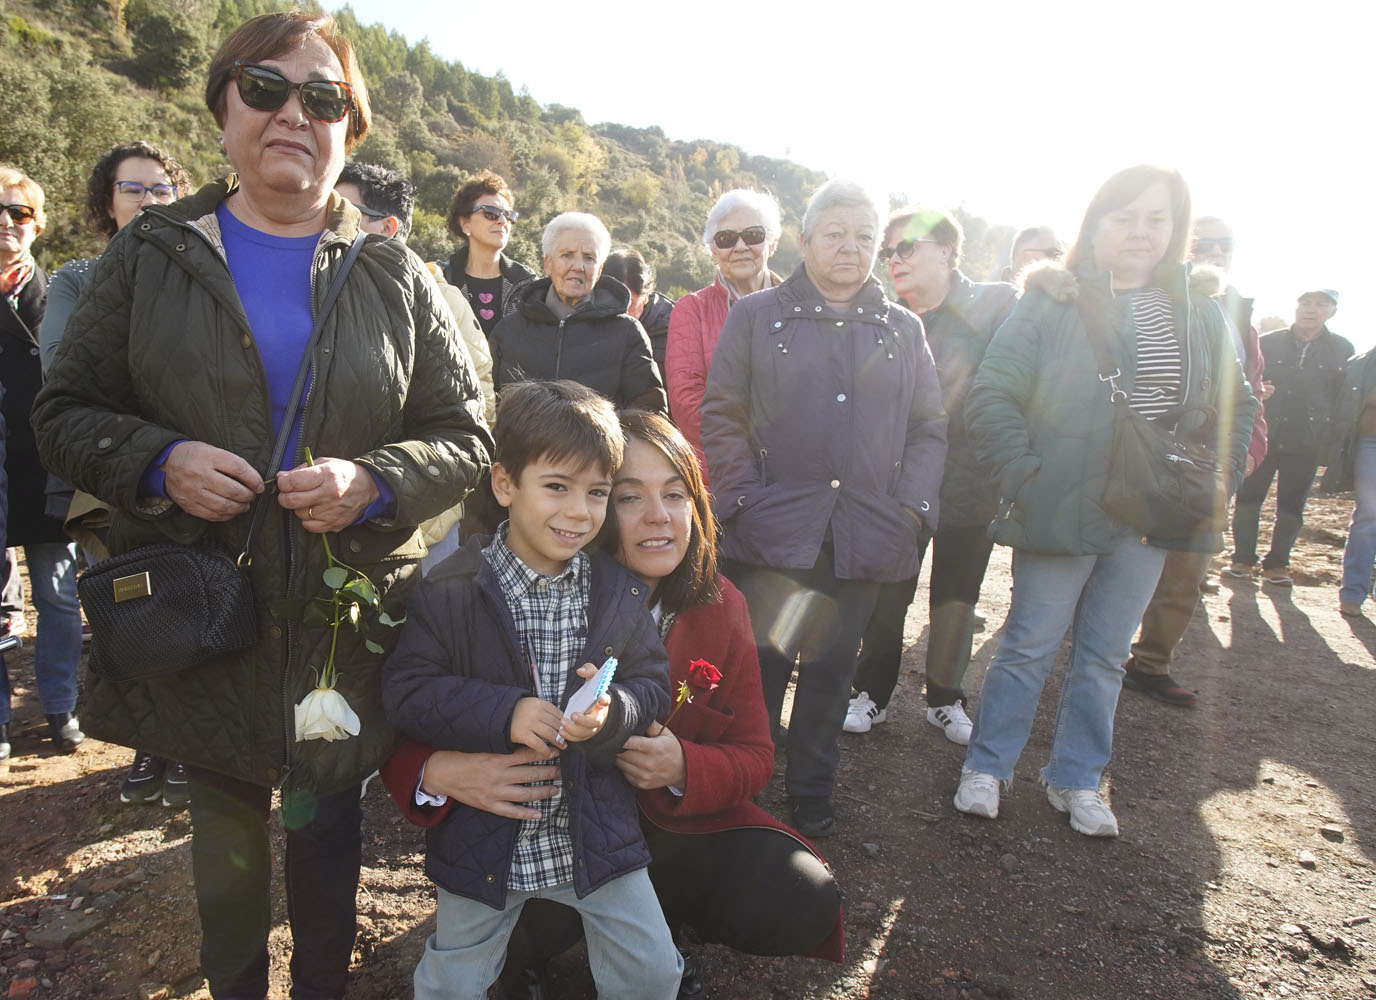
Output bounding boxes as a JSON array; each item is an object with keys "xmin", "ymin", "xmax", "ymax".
[{"xmin": 563, "ymin": 657, "xmax": 617, "ymax": 720}]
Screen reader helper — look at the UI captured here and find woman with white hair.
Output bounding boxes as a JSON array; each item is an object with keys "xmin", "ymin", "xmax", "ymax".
[
  {"xmin": 667, "ymin": 188, "xmax": 783, "ymax": 480},
  {"xmin": 489, "ymin": 211, "xmax": 665, "ymax": 412},
  {"xmin": 700, "ymin": 179, "xmax": 948, "ymax": 838}
]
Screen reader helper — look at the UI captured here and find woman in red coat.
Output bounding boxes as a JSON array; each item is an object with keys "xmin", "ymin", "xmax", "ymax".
[{"xmin": 382, "ymin": 410, "xmax": 841, "ymax": 992}]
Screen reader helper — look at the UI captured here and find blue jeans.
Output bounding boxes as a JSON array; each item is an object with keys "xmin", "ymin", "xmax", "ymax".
[
  {"xmin": 964, "ymin": 532, "xmax": 1166, "ymax": 789},
  {"xmin": 1340, "ymin": 436, "xmax": 1376, "ymax": 605},
  {"xmin": 417, "ymin": 871, "xmax": 682, "ymax": 1000},
  {"xmin": 0, "ymin": 542, "xmax": 82, "ymax": 724}
]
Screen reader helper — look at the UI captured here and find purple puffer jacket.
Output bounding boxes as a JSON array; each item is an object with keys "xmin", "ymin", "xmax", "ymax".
[{"xmin": 700, "ymin": 265, "xmax": 948, "ymax": 582}]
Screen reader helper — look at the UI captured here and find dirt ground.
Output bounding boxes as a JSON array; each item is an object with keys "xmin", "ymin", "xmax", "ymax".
[{"xmin": 3, "ymin": 491, "xmax": 1375, "ymax": 1000}]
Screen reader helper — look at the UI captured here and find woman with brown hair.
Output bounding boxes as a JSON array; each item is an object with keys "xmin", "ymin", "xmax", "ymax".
[
  {"xmin": 439, "ymin": 169, "xmax": 536, "ymax": 337},
  {"xmin": 33, "ymin": 11, "xmax": 491, "ymax": 996},
  {"xmin": 955, "ymin": 165, "xmax": 1255, "ymax": 837}
]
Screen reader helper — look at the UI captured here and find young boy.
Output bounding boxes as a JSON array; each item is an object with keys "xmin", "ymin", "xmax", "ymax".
[{"xmin": 382, "ymin": 379, "xmax": 681, "ymax": 1000}]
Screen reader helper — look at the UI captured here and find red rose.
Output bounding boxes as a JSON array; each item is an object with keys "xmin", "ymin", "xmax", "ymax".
[{"xmin": 686, "ymin": 659, "xmax": 721, "ymax": 697}]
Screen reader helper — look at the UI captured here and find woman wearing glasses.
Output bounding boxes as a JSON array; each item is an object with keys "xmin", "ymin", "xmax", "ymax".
[
  {"xmin": 666, "ymin": 188, "xmax": 783, "ymax": 481},
  {"xmin": 846, "ymin": 207, "xmax": 1018, "ymax": 744},
  {"xmin": 0, "ymin": 164, "xmax": 87, "ymax": 758},
  {"xmin": 439, "ymin": 169, "xmax": 535, "ymax": 338},
  {"xmin": 38, "ymin": 140, "xmax": 192, "ymax": 806},
  {"xmin": 955, "ymin": 165, "xmax": 1255, "ymax": 837},
  {"xmin": 33, "ymin": 12, "xmax": 491, "ymax": 998},
  {"xmin": 700, "ymin": 179, "xmax": 947, "ymax": 838},
  {"xmin": 39, "ymin": 142, "xmax": 190, "ymax": 372}
]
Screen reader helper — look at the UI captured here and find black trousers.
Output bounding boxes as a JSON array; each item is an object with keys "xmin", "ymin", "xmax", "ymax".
[
  {"xmin": 853, "ymin": 523, "xmax": 993, "ymax": 709},
  {"xmin": 187, "ymin": 768, "xmax": 363, "ymax": 1000},
  {"xmin": 502, "ymin": 824, "xmax": 840, "ymax": 978}
]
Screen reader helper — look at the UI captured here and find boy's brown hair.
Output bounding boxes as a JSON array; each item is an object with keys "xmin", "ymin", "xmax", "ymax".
[{"xmin": 493, "ymin": 380, "xmax": 623, "ymax": 484}]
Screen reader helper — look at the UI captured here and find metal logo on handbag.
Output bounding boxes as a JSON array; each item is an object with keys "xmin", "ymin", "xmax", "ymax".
[{"xmin": 112, "ymin": 571, "xmax": 152, "ymax": 603}]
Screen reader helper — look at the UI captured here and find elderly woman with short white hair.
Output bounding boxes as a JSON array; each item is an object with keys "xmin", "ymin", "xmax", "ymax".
[
  {"xmin": 490, "ymin": 211, "xmax": 665, "ymax": 412},
  {"xmin": 700, "ymin": 179, "xmax": 948, "ymax": 838},
  {"xmin": 667, "ymin": 188, "xmax": 783, "ymax": 478}
]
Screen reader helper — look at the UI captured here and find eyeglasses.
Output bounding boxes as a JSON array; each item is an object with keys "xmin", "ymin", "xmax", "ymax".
[
  {"xmin": 1192, "ymin": 237, "xmax": 1235, "ymax": 255},
  {"xmin": 712, "ymin": 227, "xmax": 767, "ymax": 250},
  {"xmin": 471, "ymin": 204, "xmax": 519, "ymax": 224},
  {"xmin": 232, "ymin": 62, "xmax": 354, "ymax": 124},
  {"xmin": 0, "ymin": 204, "xmax": 37, "ymax": 225},
  {"xmin": 877, "ymin": 238, "xmax": 939, "ymax": 263},
  {"xmin": 113, "ymin": 180, "xmax": 178, "ymax": 202}
]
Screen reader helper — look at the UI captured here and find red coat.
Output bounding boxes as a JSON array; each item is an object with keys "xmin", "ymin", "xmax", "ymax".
[
  {"xmin": 665, "ymin": 272, "xmax": 782, "ymax": 485},
  {"xmin": 380, "ymin": 577, "xmax": 843, "ymax": 961}
]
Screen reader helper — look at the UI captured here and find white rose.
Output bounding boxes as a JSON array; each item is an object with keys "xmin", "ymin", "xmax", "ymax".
[{"xmin": 294, "ymin": 686, "xmax": 362, "ymax": 742}]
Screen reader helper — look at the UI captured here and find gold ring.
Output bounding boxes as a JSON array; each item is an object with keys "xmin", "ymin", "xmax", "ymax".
[{"xmin": 308, "ymin": 507, "xmax": 315, "ymax": 519}]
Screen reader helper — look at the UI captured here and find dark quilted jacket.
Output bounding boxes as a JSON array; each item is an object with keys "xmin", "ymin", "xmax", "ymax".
[
  {"xmin": 491, "ymin": 275, "xmax": 667, "ymax": 413},
  {"xmin": 381, "ymin": 537, "xmax": 670, "ymax": 909},
  {"xmin": 31, "ymin": 176, "xmax": 494, "ymax": 794}
]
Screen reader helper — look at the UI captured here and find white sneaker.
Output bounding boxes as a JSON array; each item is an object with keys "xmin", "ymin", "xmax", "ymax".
[
  {"xmin": 843, "ymin": 691, "xmax": 886, "ymax": 734},
  {"xmin": 1045, "ymin": 784, "xmax": 1119, "ymax": 837},
  {"xmin": 927, "ymin": 703, "xmax": 973, "ymax": 745},
  {"xmin": 953, "ymin": 767, "xmax": 1001, "ymax": 818}
]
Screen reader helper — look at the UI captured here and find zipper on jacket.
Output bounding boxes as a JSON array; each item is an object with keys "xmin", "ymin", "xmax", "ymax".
[{"xmin": 554, "ymin": 318, "xmax": 567, "ymax": 377}]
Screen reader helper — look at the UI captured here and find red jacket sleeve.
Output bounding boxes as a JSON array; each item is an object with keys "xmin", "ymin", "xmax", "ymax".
[
  {"xmin": 379, "ymin": 739, "xmax": 454, "ymax": 827},
  {"xmin": 642, "ymin": 584, "xmax": 774, "ymax": 820},
  {"xmin": 666, "ymin": 290, "xmax": 712, "ymax": 481}
]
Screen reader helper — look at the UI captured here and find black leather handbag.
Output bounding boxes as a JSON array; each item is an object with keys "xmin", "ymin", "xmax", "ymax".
[
  {"xmin": 1079, "ymin": 307, "xmax": 1228, "ymax": 539},
  {"xmin": 78, "ymin": 232, "xmax": 368, "ymax": 684}
]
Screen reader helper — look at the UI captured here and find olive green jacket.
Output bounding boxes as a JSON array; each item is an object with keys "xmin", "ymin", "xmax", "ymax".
[{"xmin": 33, "ymin": 176, "xmax": 493, "ymax": 794}]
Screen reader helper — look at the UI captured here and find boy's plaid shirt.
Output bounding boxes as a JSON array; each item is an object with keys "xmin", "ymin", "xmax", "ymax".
[{"xmin": 484, "ymin": 525, "xmax": 590, "ymax": 891}]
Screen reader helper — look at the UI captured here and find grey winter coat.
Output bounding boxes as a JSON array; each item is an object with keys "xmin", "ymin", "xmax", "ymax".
[{"xmin": 700, "ymin": 265, "xmax": 948, "ymax": 582}]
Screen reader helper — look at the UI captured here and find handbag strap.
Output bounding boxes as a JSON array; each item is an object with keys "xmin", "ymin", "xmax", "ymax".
[
  {"xmin": 237, "ymin": 231, "xmax": 370, "ymax": 563},
  {"xmin": 1073, "ymin": 290, "xmax": 1131, "ymax": 405}
]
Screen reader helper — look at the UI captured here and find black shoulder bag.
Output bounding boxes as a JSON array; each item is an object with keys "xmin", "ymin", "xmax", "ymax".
[
  {"xmin": 1077, "ymin": 295, "xmax": 1228, "ymax": 540},
  {"xmin": 79, "ymin": 232, "xmax": 369, "ymax": 684}
]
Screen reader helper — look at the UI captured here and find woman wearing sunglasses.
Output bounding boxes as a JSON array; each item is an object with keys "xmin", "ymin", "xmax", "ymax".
[
  {"xmin": 439, "ymin": 169, "xmax": 536, "ymax": 339},
  {"xmin": 37, "ymin": 140, "xmax": 192, "ymax": 806},
  {"xmin": 956, "ymin": 165, "xmax": 1255, "ymax": 837},
  {"xmin": 846, "ymin": 208, "xmax": 1017, "ymax": 744},
  {"xmin": 666, "ymin": 188, "xmax": 783, "ymax": 483},
  {"xmin": 33, "ymin": 12, "xmax": 492, "ymax": 999},
  {"xmin": 0, "ymin": 164, "xmax": 88, "ymax": 759},
  {"xmin": 700, "ymin": 179, "xmax": 948, "ymax": 838}
]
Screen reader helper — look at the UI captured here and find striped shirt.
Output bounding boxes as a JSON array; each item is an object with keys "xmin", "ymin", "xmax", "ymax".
[
  {"xmin": 484, "ymin": 524, "xmax": 590, "ymax": 891},
  {"xmin": 1127, "ymin": 288, "xmax": 1181, "ymax": 421}
]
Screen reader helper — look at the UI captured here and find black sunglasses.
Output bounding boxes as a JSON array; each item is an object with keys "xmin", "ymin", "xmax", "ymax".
[
  {"xmin": 877, "ymin": 238, "xmax": 939, "ymax": 263},
  {"xmin": 0, "ymin": 203, "xmax": 37, "ymax": 225},
  {"xmin": 471, "ymin": 204, "xmax": 519, "ymax": 224},
  {"xmin": 233, "ymin": 62, "xmax": 354, "ymax": 124},
  {"xmin": 712, "ymin": 226, "xmax": 767, "ymax": 250},
  {"xmin": 346, "ymin": 200, "xmax": 389, "ymax": 220},
  {"xmin": 1192, "ymin": 237, "xmax": 1235, "ymax": 254}
]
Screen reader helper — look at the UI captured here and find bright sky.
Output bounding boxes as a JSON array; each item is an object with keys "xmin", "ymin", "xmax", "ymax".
[{"xmin": 341, "ymin": 0, "xmax": 1373, "ymax": 347}]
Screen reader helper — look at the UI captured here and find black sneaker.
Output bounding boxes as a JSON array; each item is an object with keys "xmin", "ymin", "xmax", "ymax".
[
  {"xmin": 1122, "ymin": 668, "xmax": 1197, "ymax": 707},
  {"xmin": 120, "ymin": 753, "xmax": 166, "ymax": 803},
  {"xmin": 161, "ymin": 761, "xmax": 191, "ymax": 809},
  {"xmin": 790, "ymin": 795, "xmax": 836, "ymax": 839},
  {"xmin": 677, "ymin": 951, "xmax": 704, "ymax": 999}
]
